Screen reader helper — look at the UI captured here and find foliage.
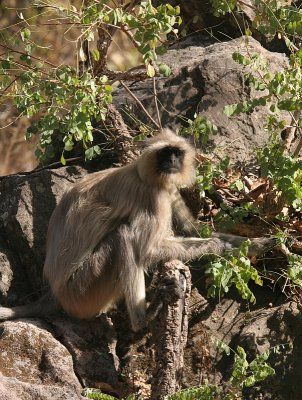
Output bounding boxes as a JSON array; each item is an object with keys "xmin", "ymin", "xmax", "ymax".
[
  {"xmin": 257, "ymin": 139, "xmax": 302, "ymax": 210},
  {"xmin": 287, "ymin": 253, "xmax": 302, "ymax": 285},
  {"xmin": 181, "ymin": 114, "xmax": 218, "ymax": 145},
  {"xmin": 229, "ymin": 345, "xmax": 275, "ymax": 388},
  {"xmin": 0, "ymin": 0, "xmax": 181, "ymax": 163},
  {"xmin": 166, "ymin": 385, "xmax": 221, "ymax": 400},
  {"xmin": 224, "ymin": 49, "xmax": 302, "ymax": 117},
  {"xmin": 14, "ymin": 63, "xmax": 112, "ymax": 163},
  {"xmin": 215, "ymin": 202, "xmax": 258, "ymax": 231},
  {"xmin": 252, "ymin": 0, "xmax": 302, "ymax": 43},
  {"xmin": 206, "ymin": 0, "xmax": 302, "ymax": 296},
  {"xmin": 210, "ymin": 0, "xmax": 238, "ymax": 17},
  {"xmin": 166, "ymin": 342, "xmax": 278, "ymax": 400},
  {"xmin": 212, "ymin": 0, "xmax": 302, "ymax": 49},
  {"xmin": 214, "ymin": 0, "xmax": 302, "ymax": 212},
  {"xmin": 83, "ymin": 389, "xmax": 116, "ymax": 400},
  {"xmin": 83, "ymin": 388, "xmax": 142, "ymax": 400},
  {"xmin": 205, "ymin": 240, "xmax": 263, "ymax": 303},
  {"xmin": 181, "ymin": 115, "xmax": 229, "ymax": 197},
  {"xmin": 195, "ymin": 157, "xmax": 230, "ymax": 198}
]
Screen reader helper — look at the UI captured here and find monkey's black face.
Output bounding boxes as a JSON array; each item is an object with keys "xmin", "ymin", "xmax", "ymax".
[{"xmin": 156, "ymin": 146, "xmax": 185, "ymax": 174}]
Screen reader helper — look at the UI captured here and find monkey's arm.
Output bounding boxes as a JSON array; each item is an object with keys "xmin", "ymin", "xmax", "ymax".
[
  {"xmin": 149, "ymin": 235, "xmax": 276, "ymax": 264},
  {"xmin": 171, "ymin": 190, "xmax": 198, "ymax": 236}
]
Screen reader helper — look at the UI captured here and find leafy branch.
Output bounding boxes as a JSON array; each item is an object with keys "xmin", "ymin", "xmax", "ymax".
[{"xmin": 0, "ymin": 0, "xmax": 181, "ymax": 163}]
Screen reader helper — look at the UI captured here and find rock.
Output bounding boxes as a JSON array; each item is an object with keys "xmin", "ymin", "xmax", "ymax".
[
  {"xmin": 51, "ymin": 315, "xmax": 119, "ymax": 388},
  {"xmin": 0, "ymin": 320, "xmax": 83, "ymax": 400},
  {"xmin": 0, "ymin": 166, "xmax": 87, "ymax": 301},
  {"xmin": 183, "ymin": 284, "xmax": 302, "ymax": 399},
  {"xmin": 114, "ymin": 37, "xmax": 288, "ymax": 164}
]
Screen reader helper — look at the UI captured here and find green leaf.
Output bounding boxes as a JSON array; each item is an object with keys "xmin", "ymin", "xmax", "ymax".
[
  {"xmin": 20, "ymin": 54, "xmax": 32, "ymax": 65},
  {"xmin": 232, "ymin": 52, "xmax": 251, "ymax": 65},
  {"xmin": 1, "ymin": 60, "xmax": 10, "ymax": 69},
  {"xmin": 85, "ymin": 145, "xmax": 101, "ymax": 160},
  {"xmin": 224, "ymin": 103, "xmax": 238, "ymax": 116},
  {"xmin": 60, "ymin": 153, "xmax": 66, "ymax": 165},
  {"xmin": 64, "ymin": 138, "xmax": 74, "ymax": 151},
  {"xmin": 158, "ymin": 63, "xmax": 171, "ymax": 77},
  {"xmin": 20, "ymin": 28, "xmax": 31, "ymax": 41},
  {"xmin": 92, "ymin": 49, "xmax": 100, "ymax": 61}
]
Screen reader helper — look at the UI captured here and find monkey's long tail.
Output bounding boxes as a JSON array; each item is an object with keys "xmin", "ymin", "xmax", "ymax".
[{"xmin": 0, "ymin": 292, "xmax": 59, "ymax": 321}]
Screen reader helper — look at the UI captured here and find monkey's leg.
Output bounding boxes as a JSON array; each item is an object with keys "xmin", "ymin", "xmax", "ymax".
[
  {"xmin": 123, "ymin": 267, "xmax": 146, "ymax": 332},
  {"xmin": 116, "ymin": 225, "xmax": 147, "ymax": 332}
]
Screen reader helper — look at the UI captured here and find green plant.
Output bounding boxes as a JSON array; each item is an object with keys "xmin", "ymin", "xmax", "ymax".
[
  {"xmin": 195, "ymin": 157, "xmax": 230, "ymax": 197},
  {"xmin": 206, "ymin": 240, "xmax": 263, "ymax": 303},
  {"xmin": 166, "ymin": 385, "xmax": 221, "ymax": 400},
  {"xmin": 15, "ymin": 65, "xmax": 112, "ymax": 164},
  {"xmin": 257, "ymin": 139, "xmax": 302, "ymax": 210},
  {"xmin": 181, "ymin": 114, "xmax": 218, "ymax": 145},
  {"xmin": 287, "ymin": 253, "xmax": 302, "ymax": 285},
  {"xmin": 82, "ymin": 388, "xmax": 142, "ymax": 400},
  {"xmin": 215, "ymin": 202, "xmax": 258, "ymax": 231},
  {"xmin": 166, "ymin": 341, "xmax": 279, "ymax": 400},
  {"xmin": 83, "ymin": 389, "xmax": 116, "ymax": 400},
  {"xmin": 0, "ymin": 0, "xmax": 181, "ymax": 163},
  {"xmin": 209, "ymin": 0, "xmax": 302, "ymax": 212},
  {"xmin": 229, "ymin": 345, "xmax": 275, "ymax": 388}
]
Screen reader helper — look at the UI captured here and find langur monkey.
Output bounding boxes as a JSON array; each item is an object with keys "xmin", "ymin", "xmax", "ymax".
[{"xmin": 0, "ymin": 129, "xmax": 274, "ymax": 331}]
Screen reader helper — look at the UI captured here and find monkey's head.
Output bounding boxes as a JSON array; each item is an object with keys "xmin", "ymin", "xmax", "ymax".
[{"xmin": 137, "ymin": 129, "xmax": 196, "ymax": 188}]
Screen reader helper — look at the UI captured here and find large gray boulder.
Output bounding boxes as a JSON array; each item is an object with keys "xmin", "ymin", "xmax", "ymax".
[{"xmin": 114, "ymin": 36, "xmax": 288, "ymax": 163}]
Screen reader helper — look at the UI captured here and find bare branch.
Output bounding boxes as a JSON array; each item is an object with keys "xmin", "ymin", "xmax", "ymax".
[{"xmin": 119, "ymin": 80, "xmax": 160, "ymax": 129}]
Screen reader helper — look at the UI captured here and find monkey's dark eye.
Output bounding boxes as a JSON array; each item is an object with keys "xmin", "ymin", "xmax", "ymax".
[{"xmin": 156, "ymin": 146, "xmax": 185, "ymax": 174}]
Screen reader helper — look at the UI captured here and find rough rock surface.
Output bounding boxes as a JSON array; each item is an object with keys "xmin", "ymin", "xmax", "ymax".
[
  {"xmin": 0, "ymin": 165, "xmax": 87, "ymax": 303},
  {"xmin": 114, "ymin": 36, "xmax": 288, "ymax": 164},
  {"xmin": 0, "ymin": 320, "xmax": 83, "ymax": 399},
  {"xmin": 183, "ymin": 285, "xmax": 302, "ymax": 400}
]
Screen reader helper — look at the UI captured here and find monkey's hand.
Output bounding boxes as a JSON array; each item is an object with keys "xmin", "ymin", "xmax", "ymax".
[{"xmin": 247, "ymin": 236, "xmax": 277, "ymax": 256}]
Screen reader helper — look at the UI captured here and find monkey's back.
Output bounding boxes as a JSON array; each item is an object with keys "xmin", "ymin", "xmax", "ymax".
[{"xmin": 43, "ymin": 163, "xmax": 172, "ymax": 318}]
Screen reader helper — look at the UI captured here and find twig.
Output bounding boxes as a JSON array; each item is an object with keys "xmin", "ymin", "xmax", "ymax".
[
  {"xmin": 0, "ymin": 78, "xmax": 18, "ymax": 95},
  {"xmin": 93, "ymin": 25, "xmax": 117, "ymax": 75},
  {"xmin": 0, "ymin": 43, "xmax": 57, "ymax": 68},
  {"xmin": 105, "ymin": 65, "xmax": 147, "ymax": 83},
  {"xmin": 294, "ymin": 135, "xmax": 302, "ymax": 156},
  {"xmin": 120, "ymin": 25, "xmax": 141, "ymax": 49},
  {"xmin": 153, "ymin": 76, "xmax": 162, "ymax": 129},
  {"xmin": 282, "ymin": 110, "xmax": 301, "ymax": 154},
  {"xmin": 123, "ymin": 0, "xmax": 141, "ymax": 12},
  {"xmin": 292, "ymin": 110, "xmax": 302, "ymax": 156},
  {"xmin": 119, "ymin": 80, "xmax": 160, "ymax": 129}
]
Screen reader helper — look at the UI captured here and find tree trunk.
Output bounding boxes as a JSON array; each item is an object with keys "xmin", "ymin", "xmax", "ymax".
[{"xmin": 150, "ymin": 260, "xmax": 191, "ymax": 399}]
